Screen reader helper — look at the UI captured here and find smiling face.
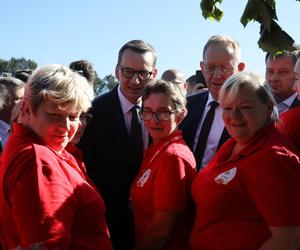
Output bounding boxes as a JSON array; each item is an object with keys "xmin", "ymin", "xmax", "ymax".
[
  {"xmin": 115, "ymin": 48, "xmax": 157, "ymax": 104},
  {"xmin": 221, "ymin": 86, "xmax": 272, "ymax": 148},
  {"xmin": 201, "ymin": 44, "xmax": 242, "ymax": 100},
  {"xmin": 23, "ymin": 99, "xmax": 81, "ymax": 154},
  {"xmin": 142, "ymin": 93, "xmax": 182, "ymax": 145}
]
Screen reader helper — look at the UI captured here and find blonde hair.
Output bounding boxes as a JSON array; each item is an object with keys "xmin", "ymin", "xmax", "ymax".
[
  {"xmin": 25, "ymin": 64, "xmax": 94, "ymax": 113},
  {"xmin": 219, "ymin": 71, "xmax": 278, "ymax": 121}
]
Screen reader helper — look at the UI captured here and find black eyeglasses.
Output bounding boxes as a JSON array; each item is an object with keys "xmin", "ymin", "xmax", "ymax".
[
  {"xmin": 140, "ymin": 110, "xmax": 177, "ymax": 121},
  {"xmin": 118, "ymin": 64, "xmax": 153, "ymax": 81}
]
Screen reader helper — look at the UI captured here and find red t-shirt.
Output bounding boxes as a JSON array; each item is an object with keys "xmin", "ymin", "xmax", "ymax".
[
  {"xmin": 277, "ymin": 106, "xmax": 300, "ymax": 150},
  {"xmin": 189, "ymin": 124, "xmax": 300, "ymax": 250},
  {"xmin": 131, "ymin": 130, "xmax": 196, "ymax": 250},
  {"xmin": 0, "ymin": 123, "xmax": 112, "ymax": 250}
]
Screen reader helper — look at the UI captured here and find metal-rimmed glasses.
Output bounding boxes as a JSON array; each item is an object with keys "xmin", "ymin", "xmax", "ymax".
[
  {"xmin": 118, "ymin": 64, "xmax": 153, "ymax": 81},
  {"xmin": 140, "ymin": 110, "xmax": 178, "ymax": 121},
  {"xmin": 203, "ymin": 64, "xmax": 234, "ymax": 75}
]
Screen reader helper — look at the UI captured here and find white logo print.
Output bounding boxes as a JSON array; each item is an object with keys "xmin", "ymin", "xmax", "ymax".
[
  {"xmin": 137, "ymin": 169, "xmax": 151, "ymax": 187},
  {"xmin": 214, "ymin": 167, "xmax": 237, "ymax": 185}
]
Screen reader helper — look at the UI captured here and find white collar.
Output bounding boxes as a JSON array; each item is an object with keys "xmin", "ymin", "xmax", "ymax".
[{"xmin": 117, "ymin": 85, "xmax": 142, "ymax": 115}]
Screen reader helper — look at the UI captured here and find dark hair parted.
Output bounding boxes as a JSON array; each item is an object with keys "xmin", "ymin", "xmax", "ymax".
[{"xmin": 118, "ymin": 40, "xmax": 157, "ymax": 67}]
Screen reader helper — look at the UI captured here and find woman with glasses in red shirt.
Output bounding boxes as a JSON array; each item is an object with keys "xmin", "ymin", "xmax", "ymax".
[{"xmin": 131, "ymin": 80, "xmax": 196, "ymax": 250}]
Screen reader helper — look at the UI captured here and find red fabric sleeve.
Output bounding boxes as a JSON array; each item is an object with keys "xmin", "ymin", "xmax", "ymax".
[
  {"xmin": 248, "ymin": 146, "xmax": 300, "ymax": 226},
  {"xmin": 153, "ymin": 153, "xmax": 188, "ymax": 211},
  {"xmin": 5, "ymin": 146, "xmax": 77, "ymax": 249}
]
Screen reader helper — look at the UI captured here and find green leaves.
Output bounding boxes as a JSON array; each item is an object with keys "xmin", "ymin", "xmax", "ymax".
[
  {"xmin": 258, "ymin": 20, "xmax": 295, "ymax": 55},
  {"xmin": 240, "ymin": 0, "xmax": 277, "ymax": 29},
  {"xmin": 199, "ymin": 0, "xmax": 298, "ymax": 56},
  {"xmin": 200, "ymin": 0, "xmax": 224, "ymax": 21}
]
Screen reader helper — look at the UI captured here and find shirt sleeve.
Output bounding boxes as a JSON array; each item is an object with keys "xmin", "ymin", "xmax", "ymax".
[
  {"xmin": 5, "ymin": 146, "xmax": 78, "ymax": 249},
  {"xmin": 153, "ymin": 153, "xmax": 189, "ymax": 212},
  {"xmin": 248, "ymin": 146, "xmax": 300, "ymax": 226}
]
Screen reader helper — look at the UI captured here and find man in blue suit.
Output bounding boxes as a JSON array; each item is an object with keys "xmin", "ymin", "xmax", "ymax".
[
  {"xmin": 180, "ymin": 35, "xmax": 245, "ymax": 171},
  {"xmin": 80, "ymin": 40, "xmax": 157, "ymax": 250}
]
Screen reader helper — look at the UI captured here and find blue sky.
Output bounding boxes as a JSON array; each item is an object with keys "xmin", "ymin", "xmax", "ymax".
[{"xmin": 2, "ymin": 0, "xmax": 300, "ymax": 79}]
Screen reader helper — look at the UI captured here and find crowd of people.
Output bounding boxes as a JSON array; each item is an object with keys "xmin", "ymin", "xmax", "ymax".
[{"xmin": 1, "ymin": 35, "xmax": 300, "ymax": 250}]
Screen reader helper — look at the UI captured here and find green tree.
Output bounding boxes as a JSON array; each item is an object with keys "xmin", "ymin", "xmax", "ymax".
[
  {"xmin": 0, "ymin": 57, "xmax": 38, "ymax": 76},
  {"xmin": 200, "ymin": 0, "xmax": 300, "ymax": 55},
  {"xmin": 93, "ymin": 73, "xmax": 118, "ymax": 96}
]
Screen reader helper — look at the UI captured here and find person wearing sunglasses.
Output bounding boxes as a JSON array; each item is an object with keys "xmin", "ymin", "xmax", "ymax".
[
  {"xmin": 79, "ymin": 40, "xmax": 158, "ymax": 250},
  {"xmin": 131, "ymin": 80, "xmax": 196, "ymax": 250}
]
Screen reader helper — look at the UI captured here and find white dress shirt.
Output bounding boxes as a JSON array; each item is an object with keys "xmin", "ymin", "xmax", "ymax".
[
  {"xmin": 192, "ymin": 93, "xmax": 224, "ymax": 167},
  {"xmin": 0, "ymin": 119, "xmax": 10, "ymax": 149},
  {"xmin": 278, "ymin": 93, "xmax": 298, "ymax": 114},
  {"xmin": 117, "ymin": 86, "xmax": 149, "ymax": 149}
]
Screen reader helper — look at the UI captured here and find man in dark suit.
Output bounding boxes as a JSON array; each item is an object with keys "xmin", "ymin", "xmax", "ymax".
[
  {"xmin": 180, "ymin": 35, "xmax": 245, "ymax": 171},
  {"xmin": 80, "ymin": 40, "xmax": 157, "ymax": 250},
  {"xmin": 265, "ymin": 50, "xmax": 300, "ymax": 114}
]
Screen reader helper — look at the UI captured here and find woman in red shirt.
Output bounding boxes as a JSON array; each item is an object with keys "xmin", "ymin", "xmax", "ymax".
[
  {"xmin": 0, "ymin": 65, "xmax": 112, "ymax": 250},
  {"xmin": 131, "ymin": 80, "xmax": 196, "ymax": 250},
  {"xmin": 190, "ymin": 71, "xmax": 300, "ymax": 250}
]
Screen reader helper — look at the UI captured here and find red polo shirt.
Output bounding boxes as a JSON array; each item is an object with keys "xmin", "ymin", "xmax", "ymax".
[
  {"xmin": 0, "ymin": 123, "xmax": 112, "ymax": 250},
  {"xmin": 131, "ymin": 130, "xmax": 196, "ymax": 250},
  {"xmin": 190, "ymin": 124, "xmax": 300, "ymax": 250},
  {"xmin": 277, "ymin": 107, "xmax": 300, "ymax": 150}
]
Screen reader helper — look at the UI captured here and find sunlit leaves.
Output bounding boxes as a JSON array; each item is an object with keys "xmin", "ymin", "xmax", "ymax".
[{"xmin": 200, "ymin": 0, "xmax": 224, "ymax": 21}]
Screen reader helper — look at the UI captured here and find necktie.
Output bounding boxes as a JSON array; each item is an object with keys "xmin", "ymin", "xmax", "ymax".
[
  {"xmin": 194, "ymin": 101, "xmax": 219, "ymax": 171},
  {"xmin": 130, "ymin": 106, "xmax": 144, "ymax": 166}
]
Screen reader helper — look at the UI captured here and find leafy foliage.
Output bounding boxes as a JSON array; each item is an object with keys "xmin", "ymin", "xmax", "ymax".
[
  {"xmin": 200, "ymin": 0, "xmax": 224, "ymax": 21},
  {"xmin": 93, "ymin": 73, "xmax": 118, "ymax": 96},
  {"xmin": 199, "ymin": 0, "xmax": 298, "ymax": 55},
  {"xmin": 0, "ymin": 57, "xmax": 118, "ymax": 96},
  {"xmin": 0, "ymin": 57, "xmax": 37, "ymax": 76}
]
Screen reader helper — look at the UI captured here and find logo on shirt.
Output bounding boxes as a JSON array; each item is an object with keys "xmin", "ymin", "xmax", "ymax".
[
  {"xmin": 214, "ymin": 167, "xmax": 237, "ymax": 185},
  {"xmin": 136, "ymin": 169, "xmax": 151, "ymax": 187}
]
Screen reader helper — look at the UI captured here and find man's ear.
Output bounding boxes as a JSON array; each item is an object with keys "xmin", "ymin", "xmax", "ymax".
[
  {"xmin": 238, "ymin": 62, "xmax": 245, "ymax": 72},
  {"xmin": 115, "ymin": 64, "xmax": 120, "ymax": 81},
  {"xmin": 200, "ymin": 61, "xmax": 205, "ymax": 71},
  {"xmin": 152, "ymin": 68, "xmax": 158, "ymax": 78}
]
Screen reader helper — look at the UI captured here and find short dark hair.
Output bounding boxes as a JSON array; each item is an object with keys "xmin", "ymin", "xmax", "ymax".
[
  {"xmin": 118, "ymin": 40, "xmax": 157, "ymax": 67},
  {"xmin": 15, "ymin": 69, "xmax": 33, "ymax": 82},
  {"xmin": 265, "ymin": 50, "xmax": 300, "ymax": 65},
  {"xmin": 69, "ymin": 60, "xmax": 95, "ymax": 86}
]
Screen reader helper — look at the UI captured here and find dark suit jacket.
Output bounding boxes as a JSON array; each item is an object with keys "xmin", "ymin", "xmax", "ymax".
[
  {"xmin": 290, "ymin": 96, "xmax": 300, "ymax": 109},
  {"xmin": 79, "ymin": 86, "xmax": 141, "ymax": 250},
  {"xmin": 180, "ymin": 91, "xmax": 230, "ymax": 164}
]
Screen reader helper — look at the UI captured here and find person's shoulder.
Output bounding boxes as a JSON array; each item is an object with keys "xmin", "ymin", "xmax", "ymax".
[
  {"xmin": 92, "ymin": 86, "xmax": 118, "ymax": 108},
  {"xmin": 186, "ymin": 90, "xmax": 208, "ymax": 106}
]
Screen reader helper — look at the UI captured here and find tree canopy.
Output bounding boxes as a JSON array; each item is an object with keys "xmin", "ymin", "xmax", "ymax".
[
  {"xmin": 200, "ymin": 0, "xmax": 300, "ymax": 55},
  {"xmin": 0, "ymin": 57, "xmax": 118, "ymax": 96}
]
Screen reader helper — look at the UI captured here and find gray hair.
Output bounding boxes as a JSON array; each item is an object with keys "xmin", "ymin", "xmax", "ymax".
[
  {"xmin": 25, "ymin": 64, "xmax": 94, "ymax": 113},
  {"xmin": 203, "ymin": 35, "xmax": 242, "ymax": 64},
  {"xmin": 219, "ymin": 71, "xmax": 278, "ymax": 121},
  {"xmin": 142, "ymin": 79, "xmax": 186, "ymax": 111}
]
